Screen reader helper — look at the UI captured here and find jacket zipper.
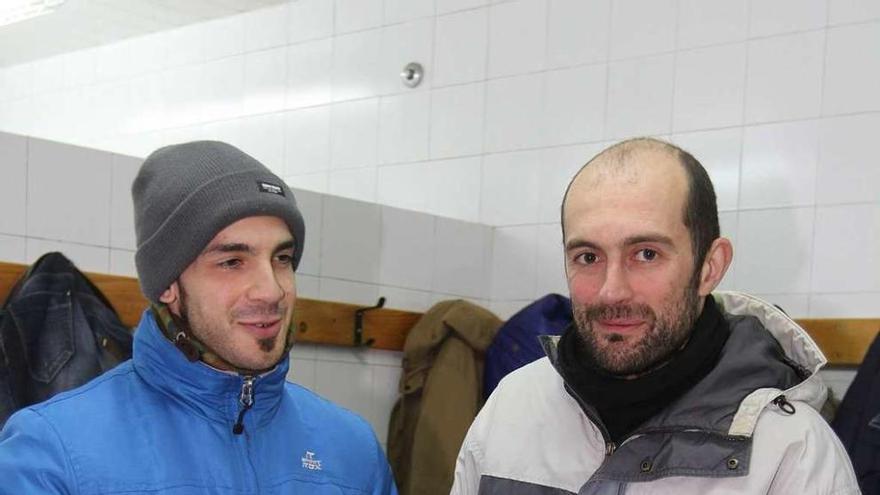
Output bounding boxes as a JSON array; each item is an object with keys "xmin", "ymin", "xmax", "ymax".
[
  {"xmin": 563, "ymin": 383, "xmax": 617, "ymax": 455},
  {"xmin": 232, "ymin": 375, "xmax": 255, "ymax": 435},
  {"xmin": 772, "ymin": 394, "xmax": 796, "ymax": 415}
]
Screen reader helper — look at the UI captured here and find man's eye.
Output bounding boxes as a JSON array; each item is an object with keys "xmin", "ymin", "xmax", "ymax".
[
  {"xmin": 635, "ymin": 249, "xmax": 658, "ymax": 261},
  {"xmin": 219, "ymin": 259, "xmax": 242, "ymax": 269},
  {"xmin": 276, "ymin": 254, "xmax": 294, "ymax": 266},
  {"xmin": 578, "ymin": 252, "xmax": 598, "ymax": 264}
]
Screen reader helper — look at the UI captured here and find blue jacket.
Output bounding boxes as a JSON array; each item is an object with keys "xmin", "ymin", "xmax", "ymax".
[
  {"xmin": 0, "ymin": 309, "xmax": 397, "ymax": 495},
  {"xmin": 483, "ymin": 294, "xmax": 572, "ymax": 400}
]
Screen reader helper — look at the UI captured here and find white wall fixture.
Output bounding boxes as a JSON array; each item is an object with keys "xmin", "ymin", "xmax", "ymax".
[{"xmin": 400, "ymin": 62, "xmax": 424, "ymax": 88}]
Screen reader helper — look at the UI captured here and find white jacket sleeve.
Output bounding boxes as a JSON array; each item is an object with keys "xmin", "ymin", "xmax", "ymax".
[
  {"xmin": 758, "ymin": 405, "xmax": 861, "ymax": 495},
  {"xmin": 450, "ymin": 431, "xmax": 483, "ymax": 495}
]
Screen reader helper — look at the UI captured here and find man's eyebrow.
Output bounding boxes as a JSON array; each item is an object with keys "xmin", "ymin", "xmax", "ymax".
[
  {"xmin": 204, "ymin": 242, "xmax": 253, "ymax": 255},
  {"xmin": 623, "ymin": 234, "xmax": 676, "ymax": 248},
  {"xmin": 564, "ymin": 238, "xmax": 599, "ymax": 251},
  {"xmin": 274, "ymin": 239, "xmax": 295, "ymax": 254},
  {"xmin": 564, "ymin": 234, "xmax": 676, "ymax": 251}
]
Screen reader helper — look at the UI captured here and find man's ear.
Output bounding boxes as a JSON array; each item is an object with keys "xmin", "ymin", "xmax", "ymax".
[
  {"xmin": 697, "ymin": 237, "xmax": 733, "ymax": 296},
  {"xmin": 159, "ymin": 282, "xmax": 181, "ymax": 315}
]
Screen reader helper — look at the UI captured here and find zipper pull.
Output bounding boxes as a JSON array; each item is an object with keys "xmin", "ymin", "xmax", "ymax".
[
  {"xmin": 232, "ymin": 376, "xmax": 256, "ymax": 435},
  {"xmin": 772, "ymin": 394, "xmax": 796, "ymax": 415},
  {"xmin": 605, "ymin": 441, "xmax": 617, "ymax": 456}
]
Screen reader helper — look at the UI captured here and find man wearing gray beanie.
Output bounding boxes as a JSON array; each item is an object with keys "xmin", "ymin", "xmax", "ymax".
[{"xmin": 0, "ymin": 141, "xmax": 398, "ymax": 495}]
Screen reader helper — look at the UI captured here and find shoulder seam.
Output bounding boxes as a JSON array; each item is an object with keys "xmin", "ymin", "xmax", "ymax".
[{"xmin": 29, "ymin": 408, "xmax": 82, "ymax": 495}]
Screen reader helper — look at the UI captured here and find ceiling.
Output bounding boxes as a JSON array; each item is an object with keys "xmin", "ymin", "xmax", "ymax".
[{"xmin": 0, "ymin": 0, "xmax": 287, "ymax": 66}]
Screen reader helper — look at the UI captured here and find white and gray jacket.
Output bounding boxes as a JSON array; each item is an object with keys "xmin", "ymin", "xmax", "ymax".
[{"xmin": 452, "ymin": 292, "xmax": 860, "ymax": 494}]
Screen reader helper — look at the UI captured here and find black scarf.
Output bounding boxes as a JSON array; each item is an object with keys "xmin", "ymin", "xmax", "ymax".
[{"xmin": 557, "ymin": 296, "xmax": 730, "ymax": 445}]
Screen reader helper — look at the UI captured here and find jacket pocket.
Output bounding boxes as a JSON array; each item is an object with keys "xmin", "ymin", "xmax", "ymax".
[{"xmin": 8, "ymin": 292, "xmax": 75, "ymax": 384}]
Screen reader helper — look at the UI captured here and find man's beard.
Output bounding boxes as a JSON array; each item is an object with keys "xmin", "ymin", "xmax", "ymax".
[
  {"xmin": 572, "ymin": 283, "xmax": 701, "ymax": 376},
  {"xmin": 171, "ymin": 285, "xmax": 287, "ymax": 372}
]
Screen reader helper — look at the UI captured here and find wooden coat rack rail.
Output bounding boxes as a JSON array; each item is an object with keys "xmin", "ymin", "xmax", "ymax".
[
  {"xmin": 1, "ymin": 261, "xmax": 878, "ymax": 365},
  {"xmin": 0, "ymin": 261, "xmax": 420, "ymax": 352}
]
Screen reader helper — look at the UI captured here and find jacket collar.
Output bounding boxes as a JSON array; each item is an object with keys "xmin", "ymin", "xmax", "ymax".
[{"xmin": 132, "ymin": 309, "xmax": 288, "ymax": 430}]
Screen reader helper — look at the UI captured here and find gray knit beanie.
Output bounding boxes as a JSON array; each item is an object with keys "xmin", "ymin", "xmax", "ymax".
[{"xmin": 132, "ymin": 141, "xmax": 305, "ymax": 304}]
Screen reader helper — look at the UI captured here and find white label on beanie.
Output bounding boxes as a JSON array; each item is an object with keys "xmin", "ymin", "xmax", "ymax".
[{"xmin": 257, "ymin": 181, "xmax": 285, "ymax": 196}]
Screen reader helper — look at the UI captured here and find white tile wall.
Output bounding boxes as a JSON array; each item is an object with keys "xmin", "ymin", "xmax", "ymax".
[
  {"xmin": 810, "ymin": 293, "xmax": 880, "ymax": 318},
  {"xmin": 379, "ymin": 207, "xmax": 436, "ymax": 290},
  {"xmin": 745, "ymin": 31, "xmax": 825, "ymax": 123},
  {"xmin": 811, "ymin": 204, "xmax": 880, "ymax": 293},
  {"xmin": 605, "ymin": 54, "xmax": 675, "ymax": 139},
  {"xmin": 828, "ymin": 0, "xmax": 880, "ymax": 25},
  {"xmin": 433, "ymin": 8, "xmax": 488, "ymax": 87},
  {"xmin": 376, "ymin": 162, "xmax": 431, "ymax": 213},
  {"xmin": 109, "ymin": 154, "xmax": 141, "ymax": 251},
  {"xmin": 328, "ymin": 167, "xmax": 378, "ymax": 203},
  {"xmin": 0, "ymin": 133, "xmax": 27, "ymax": 236},
  {"xmin": 610, "ymin": 0, "xmax": 677, "ymax": 60},
  {"xmin": 201, "ymin": 56, "xmax": 245, "ymax": 123},
  {"xmin": 378, "ymin": 92, "xmax": 431, "ymax": 164},
  {"xmin": 286, "ymin": 39, "xmax": 333, "ymax": 110},
  {"xmin": 109, "ymin": 249, "xmax": 137, "ymax": 277},
  {"xmin": 716, "ymin": 211, "xmax": 739, "ymax": 291},
  {"xmin": 238, "ymin": 113, "xmax": 286, "ymax": 174},
  {"xmin": 25, "ymin": 238, "xmax": 110, "ymax": 273},
  {"xmin": 484, "ymin": 73, "xmax": 544, "ymax": 152},
  {"xmin": 335, "ymin": 0, "xmax": 384, "ymax": 35},
  {"xmin": 284, "ymin": 106, "xmax": 331, "ymax": 176},
  {"xmin": 27, "ymin": 139, "xmax": 112, "ymax": 246},
  {"xmin": 748, "ymin": 0, "xmax": 827, "ymax": 38},
  {"xmin": 287, "ymin": 0, "xmax": 334, "ymax": 44},
  {"xmin": 0, "ymin": 235, "xmax": 26, "ymax": 263},
  {"xmin": 480, "ymin": 149, "xmax": 541, "ymax": 225},
  {"xmin": 546, "ymin": 0, "xmax": 610, "ymax": 69},
  {"xmin": 244, "ymin": 4, "xmax": 289, "ymax": 52},
  {"xmin": 291, "ymin": 188, "xmax": 323, "ymax": 277},
  {"xmin": 429, "ymin": 82, "xmax": 485, "ymax": 159},
  {"xmin": 320, "ymin": 196, "xmax": 381, "ymax": 283},
  {"xmin": 422, "ymin": 157, "xmax": 482, "ymax": 221},
  {"xmin": 491, "ymin": 225, "xmax": 538, "ymax": 300},
  {"xmin": 203, "ymin": 15, "xmax": 245, "ymax": 61},
  {"xmin": 735, "ymin": 207, "xmax": 815, "ymax": 294},
  {"xmin": 817, "ymin": 113, "xmax": 880, "ymax": 205},
  {"xmin": 671, "ymin": 128, "xmax": 742, "ymax": 212},
  {"xmin": 488, "ymin": 0, "xmax": 547, "ymax": 78},
  {"xmin": 676, "ymin": 0, "xmax": 748, "ymax": 50},
  {"xmin": 380, "ymin": 18, "xmax": 435, "ymax": 95},
  {"xmin": 432, "ymin": 218, "xmax": 492, "ymax": 298},
  {"xmin": 243, "ymin": 47, "xmax": 288, "ymax": 115},
  {"xmin": 535, "ymin": 223, "xmax": 567, "ymax": 296},
  {"xmin": 330, "ymin": 98, "xmax": 379, "ymax": 169},
  {"xmin": 332, "ymin": 29, "xmax": 383, "ymax": 102},
  {"xmin": 537, "ymin": 143, "xmax": 603, "ymax": 223},
  {"xmin": 672, "ymin": 43, "xmax": 747, "ymax": 132},
  {"xmin": 542, "ymin": 64, "xmax": 607, "ymax": 146},
  {"xmin": 822, "ymin": 22, "xmax": 880, "ymax": 116},
  {"xmin": 438, "ymin": 0, "xmax": 489, "ymax": 15},
  {"xmin": 385, "ymin": 0, "xmax": 436, "ymax": 25},
  {"xmin": 740, "ymin": 120, "xmax": 819, "ymax": 209}
]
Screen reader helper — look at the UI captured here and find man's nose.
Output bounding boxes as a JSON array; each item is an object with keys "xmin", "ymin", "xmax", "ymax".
[
  {"xmin": 246, "ymin": 263, "xmax": 286, "ymax": 304},
  {"xmin": 597, "ymin": 262, "xmax": 633, "ymax": 305}
]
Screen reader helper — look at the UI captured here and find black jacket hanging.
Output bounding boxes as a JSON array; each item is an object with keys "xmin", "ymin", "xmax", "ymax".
[
  {"xmin": 0, "ymin": 252, "xmax": 133, "ymax": 427},
  {"xmin": 832, "ymin": 329, "xmax": 880, "ymax": 495}
]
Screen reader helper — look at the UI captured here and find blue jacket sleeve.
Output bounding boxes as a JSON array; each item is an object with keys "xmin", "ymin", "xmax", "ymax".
[
  {"xmin": 0, "ymin": 408, "xmax": 75, "ymax": 495},
  {"xmin": 372, "ymin": 437, "xmax": 398, "ymax": 495}
]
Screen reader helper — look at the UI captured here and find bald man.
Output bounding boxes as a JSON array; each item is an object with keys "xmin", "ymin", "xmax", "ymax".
[{"xmin": 451, "ymin": 138, "xmax": 858, "ymax": 494}]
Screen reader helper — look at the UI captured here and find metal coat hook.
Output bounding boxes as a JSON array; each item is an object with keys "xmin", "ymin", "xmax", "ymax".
[{"xmin": 353, "ymin": 297, "xmax": 385, "ymax": 347}]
